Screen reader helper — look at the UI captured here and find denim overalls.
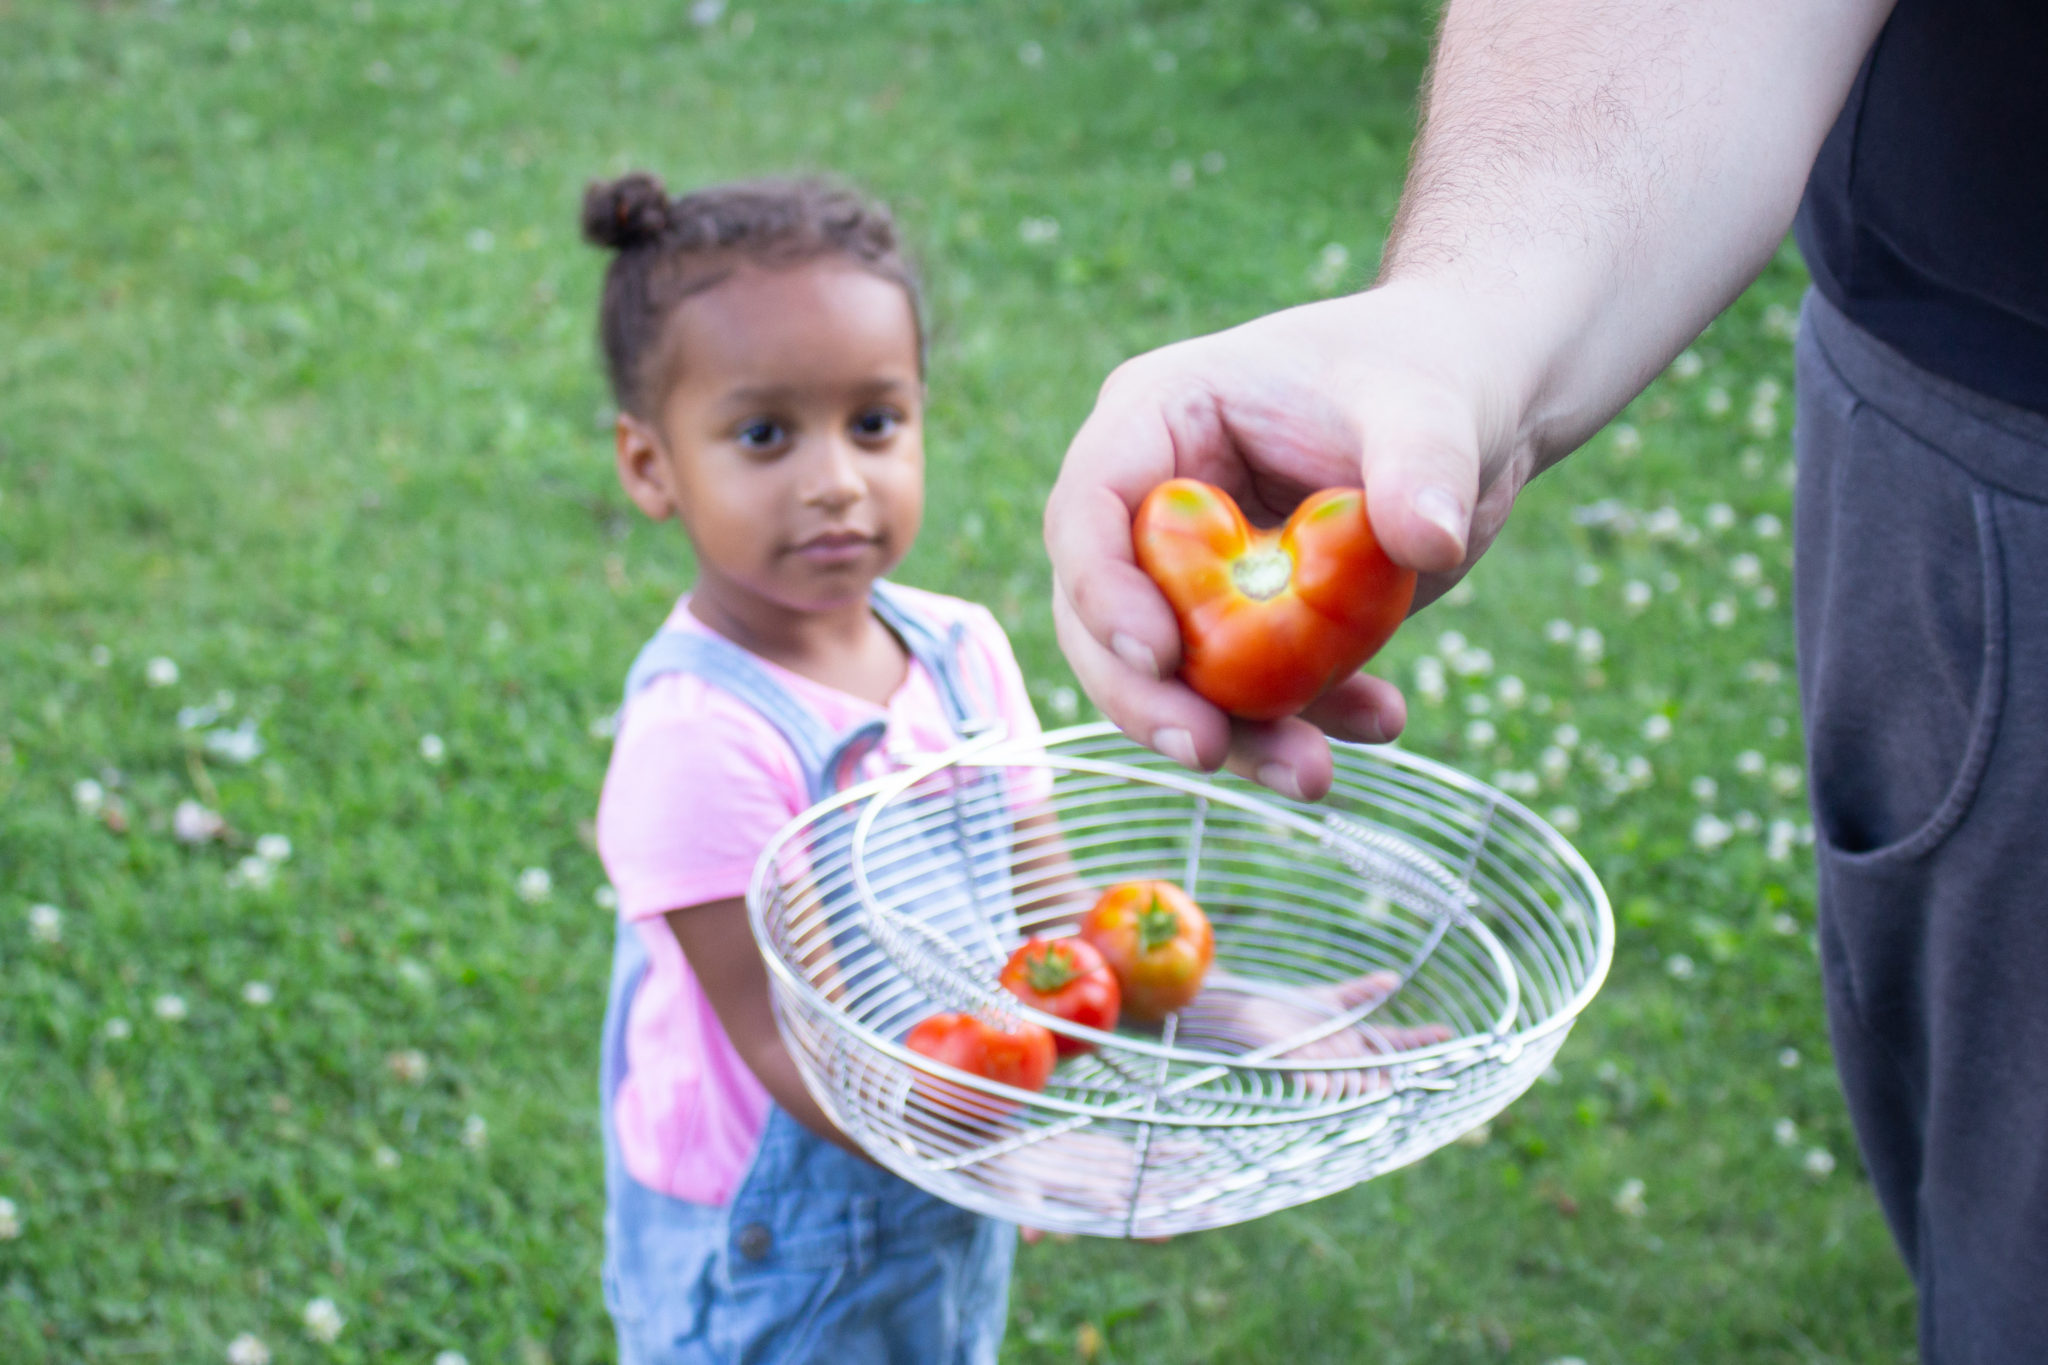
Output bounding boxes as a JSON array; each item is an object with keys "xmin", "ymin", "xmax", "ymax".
[{"xmin": 600, "ymin": 584, "xmax": 1017, "ymax": 1365}]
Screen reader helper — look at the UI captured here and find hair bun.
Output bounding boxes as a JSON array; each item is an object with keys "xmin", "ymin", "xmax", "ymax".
[{"xmin": 581, "ymin": 172, "xmax": 673, "ymax": 250}]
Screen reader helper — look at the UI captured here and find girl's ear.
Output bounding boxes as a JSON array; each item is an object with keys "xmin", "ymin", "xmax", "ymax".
[{"xmin": 615, "ymin": 413, "xmax": 678, "ymax": 520}]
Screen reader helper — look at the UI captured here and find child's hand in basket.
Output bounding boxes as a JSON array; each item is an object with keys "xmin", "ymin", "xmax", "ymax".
[{"xmin": 1183, "ymin": 969, "xmax": 1451, "ymax": 1099}]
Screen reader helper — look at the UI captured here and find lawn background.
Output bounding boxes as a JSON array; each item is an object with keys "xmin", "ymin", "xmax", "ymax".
[{"xmin": 1, "ymin": 0, "xmax": 1916, "ymax": 1360}]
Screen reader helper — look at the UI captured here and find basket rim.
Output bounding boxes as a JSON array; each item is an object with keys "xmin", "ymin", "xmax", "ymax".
[{"xmin": 747, "ymin": 721, "xmax": 1615, "ymax": 1086}]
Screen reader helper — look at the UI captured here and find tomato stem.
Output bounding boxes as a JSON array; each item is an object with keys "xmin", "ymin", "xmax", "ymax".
[
  {"xmin": 1137, "ymin": 893, "xmax": 1182, "ymax": 954},
  {"xmin": 1022, "ymin": 943, "xmax": 1080, "ymax": 993},
  {"xmin": 1230, "ymin": 549, "xmax": 1293, "ymax": 601}
]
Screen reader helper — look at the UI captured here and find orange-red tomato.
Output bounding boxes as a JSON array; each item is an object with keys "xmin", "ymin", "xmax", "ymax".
[
  {"xmin": 1132, "ymin": 478, "xmax": 1416, "ymax": 721},
  {"xmin": 999, "ymin": 936, "xmax": 1121, "ymax": 1056},
  {"xmin": 1078, "ymin": 880, "xmax": 1215, "ymax": 1024},
  {"xmin": 905, "ymin": 1012, "xmax": 1057, "ymax": 1095}
]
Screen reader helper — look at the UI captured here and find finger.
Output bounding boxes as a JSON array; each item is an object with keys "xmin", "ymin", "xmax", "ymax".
[
  {"xmin": 1298, "ymin": 673, "xmax": 1408, "ymax": 746},
  {"xmin": 1020, "ymin": 1225, "xmax": 1045, "ymax": 1245},
  {"xmin": 1219, "ymin": 715, "xmax": 1336, "ymax": 803},
  {"xmin": 1357, "ymin": 387, "xmax": 1483, "ymax": 576},
  {"xmin": 1053, "ymin": 575, "xmax": 1231, "ymax": 771},
  {"xmin": 1329, "ymin": 969, "xmax": 1402, "ymax": 1011}
]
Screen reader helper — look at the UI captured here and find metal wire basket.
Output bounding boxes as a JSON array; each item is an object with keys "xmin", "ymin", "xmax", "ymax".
[{"xmin": 748, "ymin": 722, "xmax": 1613, "ymax": 1238}]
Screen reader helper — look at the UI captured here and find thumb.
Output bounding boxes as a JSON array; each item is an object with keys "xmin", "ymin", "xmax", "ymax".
[{"xmin": 1357, "ymin": 386, "xmax": 1484, "ymax": 576}]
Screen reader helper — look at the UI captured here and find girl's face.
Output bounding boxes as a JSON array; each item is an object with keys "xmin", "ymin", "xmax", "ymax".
[{"xmin": 617, "ymin": 260, "xmax": 925, "ymax": 621}]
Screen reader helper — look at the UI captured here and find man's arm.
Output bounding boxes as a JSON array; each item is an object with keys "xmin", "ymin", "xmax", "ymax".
[{"xmin": 1044, "ymin": 0, "xmax": 1892, "ymax": 797}]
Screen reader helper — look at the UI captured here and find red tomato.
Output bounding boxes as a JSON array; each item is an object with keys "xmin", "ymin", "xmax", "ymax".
[
  {"xmin": 1078, "ymin": 881, "xmax": 1215, "ymax": 1024},
  {"xmin": 1133, "ymin": 478, "xmax": 1416, "ymax": 721},
  {"xmin": 999, "ymin": 936, "xmax": 1121, "ymax": 1056},
  {"xmin": 904, "ymin": 1012, "xmax": 1056, "ymax": 1095}
]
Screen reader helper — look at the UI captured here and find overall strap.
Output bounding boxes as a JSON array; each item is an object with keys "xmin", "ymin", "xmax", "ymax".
[
  {"xmin": 869, "ymin": 581, "xmax": 995, "ymax": 739},
  {"xmin": 622, "ymin": 629, "xmax": 854, "ymax": 786}
]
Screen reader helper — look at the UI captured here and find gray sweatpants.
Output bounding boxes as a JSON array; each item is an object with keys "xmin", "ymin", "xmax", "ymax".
[{"xmin": 1795, "ymin": 289, "xmax": 2048, "ymax": 1364}]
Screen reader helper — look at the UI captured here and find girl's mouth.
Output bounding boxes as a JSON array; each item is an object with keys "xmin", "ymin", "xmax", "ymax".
[{"xmin": 792, "ymin": 531, "xmax": 876, "ymax": 564}]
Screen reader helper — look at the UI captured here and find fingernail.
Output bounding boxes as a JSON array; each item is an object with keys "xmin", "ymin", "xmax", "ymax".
[
  {"xmin": 1256, "ymin": 763, "xmax": 1306, "ymax": 802},
  {"xmin": 1413, "ymin": 485, "xmax": 1468, "ymax": 549},
  {"xmin": 1111, "ymin": 631, "xmax": 1160, "ymax": 680},
  {"xmin": 1153, "ymin": 727, "xmax": 1199, "ymax": 770}
]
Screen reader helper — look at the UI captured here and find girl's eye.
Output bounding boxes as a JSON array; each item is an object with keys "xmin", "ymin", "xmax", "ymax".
[
  {"xmin": 851, "ymin": 408, "xmax": 902, "ymax": 441},
  {"xmin": 736, "ymin": 419, "xmax": 786, "ymax": 450}
]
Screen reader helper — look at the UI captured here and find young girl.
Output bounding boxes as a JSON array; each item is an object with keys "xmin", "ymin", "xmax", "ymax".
[{"xmin": 582, "ymin": 173, "xmax": 1038, "ymax": 1363}]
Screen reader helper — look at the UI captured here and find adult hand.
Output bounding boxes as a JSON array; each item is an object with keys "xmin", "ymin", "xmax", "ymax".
[{"xmin": 1044, "ymin": 279, "xmax": 1542, "ymax": 800}]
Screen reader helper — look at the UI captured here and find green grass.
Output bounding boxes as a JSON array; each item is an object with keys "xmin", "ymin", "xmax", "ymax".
[{"xmin": 0, "ymin": 0, "xmax": 1913, "ymax": 1360}]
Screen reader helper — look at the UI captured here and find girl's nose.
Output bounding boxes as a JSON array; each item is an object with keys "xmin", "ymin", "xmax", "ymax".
[{"xmin": 803, "ymin": 437, "xmax": 866, "ymax": 509}]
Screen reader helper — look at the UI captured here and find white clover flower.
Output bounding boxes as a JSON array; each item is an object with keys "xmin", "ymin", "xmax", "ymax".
[
  {"xmin": 1463, "ymin": 693, "xmax": 1492, "ymax": 717},
  {"xmin": 90, "ymin": 644, "xmax": 113, "ymax": 668},
  {"xmin": 27, "ymin": 903, "xmax": 63, "ymax": 944},
  {"xmin": 203, "ymin": 720, "xmax": 264, "ymax": 765},
  {"xmin": 1200, "ymin": 150, "xmax": 1226, "ymax": 175},
  {"xmin": 1704, "ymin": 386, "xmax": 1732, "ymax": 417},
  {"xmin": 1670, "ymin": 350, "xmax": 1703, "ymax": 380},
  {"xmin": 1778, "ymin": 1047, "xmax": 1801, "ymax": 1069},
  {"xmin": 1451, "ymin": 646, "xmax": 1494, "ymax": 679},
  {"xmin": 1613, "ymin": 1177, "xmax": 1648, "ymax": 1217},
  {"xmin": 1771, "ymin": 912, "xmax": 1800, "ymax": 936},
  {"xmin": 373, "ymin": 1145, "xmax": 402, "ymax": 1171},
  {"xmin": 1168, "ymin": 158, "xmax": 1195, "ymax": 188},
  {"xmin": 593, "ymin": 885, "xmax": 619, "ymax": 911},
  {"xmin": 1691, "ymin": 814, "xmax": 1734, "ymax": 850},
  {"xmin": 1746, "ymin": 404, "xmax": 1779, "ymax": 439},
  {"xmin": 1641, "ymin": 714, "xmax": 1672, "ymax": 744},
  {"xmin": 1622, "ymin": 579, "xmax": 1652, "ymax": 613},
  {"xmin": 1436, "ymin": 630, "xmax": 1467, "ymax": 657},
  {"xmin": 1729, "ymin": 552, "xmax": 1763, "ymax": 586},
  {"xmin": 1704, "ymin": 502, "xmax": 1737, "ymax": 532},
  {"xmin": 1766, "ymin": 819, "xmax": 1799, "ymax": 863},
  {"xmin": 689, "ymin": 0, "xmax": 725, "ymax": 25},
  {"xmin": 1309, "ymin": 242, "xmax": 1351, "ymax": 292},
  {"xmin": 0, "ymin": 1196, "xmax": 19, "ymax": 1240},
  {"xmin": 1574, "ymin": 627, "xmax": 1605, "ymax": 665},
  {"xmin": 1753, "ymin": 584, "xmax": 1779, "ymax": 610},
  {"xmin": 1493, "ymin": 770, "xmax": 1540, "ymax": 798},
  {"xmin": 1547, "ymin": 805, "xmax": 1582, "ymax": 835},
  {"xmin": 1769, "ymin": 763, "xmax": 1803, "ymax": 796},
  {"xmin": 1707, "ymin": 598, "xmax": 1738, "ymax": 628},
  {"xmin": 1623, "ymin": 755, "xmax": 1653, "ymax": 788},
  {"xmin": 73, "ymin": 778, "xmax": 106, "ymax": 815},
  {"xmin": 516, "ymin": 867, "xmax": 553, "ymax": 903},
  {"xmin": 1690, "ymin": 775, "xmax": 1719, "ymax": 803},
  {"xmin": 104, "ymin": 1017, "xmax": 133, "ymax": 1041},
  {"xmin": 1150, "ymin": 49, "xmax": 1177, "ymax": 74},
  {"xmin": 1773, "ymin": 1117, "xmax": 1799, "ymax": 1147},
  {"xmin": 1803, "ymin": 1148, "xmax": 1837, "ymax": 1179},
  {"xmin": 145, "ymin": 656, "xmax": 180, "ymax": 688},
  {"xmin": 1552, "ymin": 723, "xmax": 1581, "ymax": 750},
  {"xmin": 1495, "ymin": 675, "xmax": 1527, "ymax": 708},
  {"xmin": 387, "ymin": 1049, "xmax": 429, "ymax": 1084},
  {"xmin": 1665, "ymin": 953, "xmax": 1696, "ymax": 981},
  {"xmin": 1544, "ymin": 618, "xmax": 1576, "ymax": 646},
  {"xmin": 1753, "ymin": 378, "xmax": 1783, "ymax": 406},
  {"xmin": 1047, "ymin": 685, "xmax": 1079, "ymax": 721},
  {"xmin": 1444, "ymin": 579, "xmax": 1477, "ymax": 606},
  {"xmin": 1455, "ymin": 1122, "xmax": 1492, "ymax": 1147},
  {"xmin": 255, "ymin": 833, "xmax": 292, "ymax": 864},
  {"xmin": 433, "ymin": 1353, "xmax": 470, "ymax": 1365},
  {"xmin": 419, "ymin": 733, "xmax": 447, "ymax": 763},
  {"xmin": 155, "ymin": 993, "xmax": 190, "ymax": 1022},
  {"xmin": 1413, "ymin": 657, "xmax": 1447, "ymax": 706},
  {"xmin": 1573, "ymin": 562, "xmax": 1603, "ymax": 587},
  {"xmin": 1544, "ymin": 1358, "xmax": 1591, "ymax": 1365},
  {"xmin": 1762, "ymin": 302, "xmax": 1796, "ymax": 338},
  {"xmin": 242, "ymin": 981, "xmax": 274, "ymax": 1007},
  {"xmin": 1538, "ymin": 746, "xmax": 1572, "ymax": 784},
  {"xmin": 462, "ymin": 1114, "xmax": 489, "ymax": 1150},
  {"xmin": 226, "ymin": 1332, "xmax": 272, "ymax": 1365},
  {"xmin": 1016, "ymin": 38, "xmax": 1044, "ymax": 66},
  {"xmin": 1733, "ymin": 810, "xmax": 1760, "ymax": 833},
  {"xmin": 1017, "ymin": 216, "xmax": 1060, "ymax": 246},
  {"xmin": 1644, "ymin": 506, "xmax": 1684, "ymax": 540},
  {"xmin": 1752, "ymin": 512, "xmax": 1784, "ymax": 539},
  {"xmin": 227, "ymin": 856, "xmax": 275, "ymax": 891},
  {"xmin": 302, "ymin": 1296, "xmax": 345, "ymax": 1344},
  {"xmin": 174, "ymin": 800, "xmax": 226, "ymax": 845},
  {"xmin": 396, "ymin": 958, "xmax": 433, "ymax": 990},
  {"xmin": 1610, "ymin": 424, "xmax": 1641, "ymax": 457},
  {"xmin": 1735, "ymin": 749, "xmax": 1766, "ymax": 777},
  {"xmin": 1742, "ymin": 659, "xmax": 1784, "ymax": 686},
  {"xmin": 1463, "ymin": 719, "xmax": 1497, "ymax": 748}
]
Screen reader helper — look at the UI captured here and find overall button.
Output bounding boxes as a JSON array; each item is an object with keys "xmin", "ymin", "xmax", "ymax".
[{"xmin": 735, "ymin": 1223, "xmax": 773, "ymax": 1262}]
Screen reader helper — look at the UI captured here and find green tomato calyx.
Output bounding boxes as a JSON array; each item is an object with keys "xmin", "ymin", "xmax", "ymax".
[
  {"xmin": 1138, "ymin": 893, "xmax": 1183, "ymax": 954},
  {"xmin": 1023, "ymin": 943, "xmax": 1081, "ymax": 993}
]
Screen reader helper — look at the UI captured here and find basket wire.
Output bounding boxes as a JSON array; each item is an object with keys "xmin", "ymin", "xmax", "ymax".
[{"xmin": 748, "ymin": 722, "xmax": 1613, "ymax": 1238}]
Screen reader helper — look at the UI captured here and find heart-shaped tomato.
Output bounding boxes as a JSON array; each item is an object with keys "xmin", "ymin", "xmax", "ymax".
[{"xmin": 1133, "ymin": 479, "xmax": 1416, "ymax": 721}]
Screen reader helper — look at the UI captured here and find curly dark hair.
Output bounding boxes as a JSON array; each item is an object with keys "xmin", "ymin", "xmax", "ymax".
[{"xmin": 580, "ymin": 172, "xmax": 923, "ymax": 417}]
